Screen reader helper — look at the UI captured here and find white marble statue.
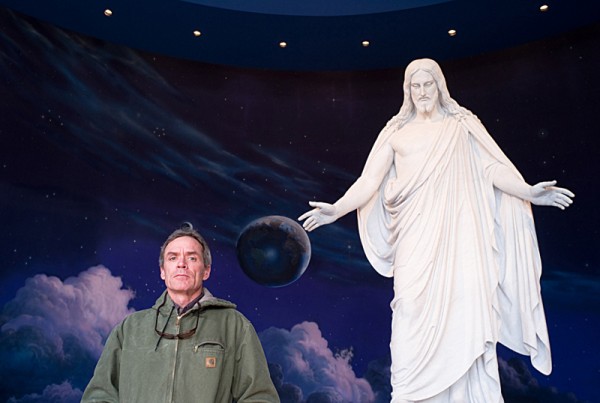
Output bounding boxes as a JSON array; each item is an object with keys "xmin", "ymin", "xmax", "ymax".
[{"xmin": 298, "ymin": 58, "xmax": 574, "ymax": 403}]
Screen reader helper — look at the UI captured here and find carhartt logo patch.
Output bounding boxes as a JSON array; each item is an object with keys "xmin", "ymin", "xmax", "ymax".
[{"xmin": 205, "ymin": 357, "xmax": 217, "ymax": 368}]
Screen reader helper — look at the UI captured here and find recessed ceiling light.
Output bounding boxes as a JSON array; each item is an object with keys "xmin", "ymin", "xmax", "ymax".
[
  {"xmin": 448, "ymin": 29, "xmax": 457, "ymax": 37},
  {"xmin": 104, "ymin": 9, "xmax": 113, "ymax": 17},
  {"xmin": 362, "ymin": 40, "xmax": 370, "ymax": 47},
  {"xmin": 540, "ymin": 4, "xmax": 549, "ymax": 12},
  {"xmin": 193, "ymin": 30, "xmax": 202, "ymax": 37},
  {"xmin": 279, "ymin": 41, "xmax": 287, "ymax": 48}
]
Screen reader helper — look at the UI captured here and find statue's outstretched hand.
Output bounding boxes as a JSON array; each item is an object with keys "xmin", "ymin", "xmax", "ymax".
[
  {"xmin": 298, "ymin": 201, "xmax": 338, "ymax": 232},
  {"xmin": 529, "ymin": 180, "xmax": 574, "ymax": 210}
]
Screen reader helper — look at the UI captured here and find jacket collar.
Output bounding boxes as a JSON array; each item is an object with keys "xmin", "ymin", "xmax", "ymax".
[{"xmin": 152, "ymin": 288, "xmax": 236, "ymax": 313}]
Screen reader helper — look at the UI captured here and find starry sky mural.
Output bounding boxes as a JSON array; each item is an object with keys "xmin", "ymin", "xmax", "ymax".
[{"xmin": 0, "ymin": 7, "xmax": 599, "ymax": 403}]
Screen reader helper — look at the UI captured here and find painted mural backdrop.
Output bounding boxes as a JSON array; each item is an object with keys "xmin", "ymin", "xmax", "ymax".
[{"xmin": 1, "ymin": 7, "xmax": 598, "ymax": 403}]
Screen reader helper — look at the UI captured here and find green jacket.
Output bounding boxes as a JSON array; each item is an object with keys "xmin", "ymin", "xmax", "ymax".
[{"xmin": 82, "ymin": 289, "xmax": 279, "ymax": 403}]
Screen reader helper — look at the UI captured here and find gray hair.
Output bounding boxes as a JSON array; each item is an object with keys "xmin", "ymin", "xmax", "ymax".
[{"xmin": 158, "ymin": 222, "xmax": 212, "ymax": 267}]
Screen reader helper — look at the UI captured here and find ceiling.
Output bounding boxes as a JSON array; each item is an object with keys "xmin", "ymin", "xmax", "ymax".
[{"xmin": 1, "ymin": 0, "xmax": 599, "ymax": 71}]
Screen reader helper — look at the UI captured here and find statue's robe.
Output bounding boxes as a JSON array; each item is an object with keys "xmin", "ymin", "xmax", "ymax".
[{"xmin": 357, "ymin": 114, "xmax": 551, "ymax": 402}]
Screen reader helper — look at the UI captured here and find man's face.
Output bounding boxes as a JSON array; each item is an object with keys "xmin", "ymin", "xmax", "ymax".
[
  {"xmin": 160, "ymin": 236, "xmax": 211, "ymax": 298},
  {"xmin": 410, "ymin": 70, "xmax": 439, "ymax": 114}
]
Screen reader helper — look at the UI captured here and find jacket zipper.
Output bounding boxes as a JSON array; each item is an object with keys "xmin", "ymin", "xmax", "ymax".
[{"xmin": 169, "ymin": 315, "xmax": 182, "ymax": 403}]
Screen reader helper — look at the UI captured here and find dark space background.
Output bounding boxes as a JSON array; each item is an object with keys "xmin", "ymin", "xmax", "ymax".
[{"xmin": 0, "ymin": 7, "xmax": 598, "ymax": 403}]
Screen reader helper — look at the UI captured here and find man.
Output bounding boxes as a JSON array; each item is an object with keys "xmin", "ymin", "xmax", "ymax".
[
  {"xmin": 299, "ymin": 58, "xmax": 574, "ymax": 402},
  {"xmin": 82, "ymin": 224, "xmax": 279, "ymax": 402}
]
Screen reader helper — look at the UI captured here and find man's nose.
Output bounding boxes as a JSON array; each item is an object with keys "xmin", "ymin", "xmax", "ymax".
[{"xmin": 177, "ymin": 256, "xmax": 187, "ymax": 267}]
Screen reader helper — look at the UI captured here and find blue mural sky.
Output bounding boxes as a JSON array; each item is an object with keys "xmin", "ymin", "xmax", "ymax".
[{"xmin": 0, "ymin": 7, "xmax": 598, "ymax": 403}]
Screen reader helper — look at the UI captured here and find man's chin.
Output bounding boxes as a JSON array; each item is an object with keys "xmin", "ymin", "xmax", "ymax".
[{"xmin": 169, "ymin": 278, "xmax": 193, "ymax": 288}]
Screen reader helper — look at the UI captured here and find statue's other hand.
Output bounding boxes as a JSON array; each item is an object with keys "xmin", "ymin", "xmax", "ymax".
[
  {"xmin": 298, "ymin": 201, "xmax": 338, "ymax": 232},
  {"xmin": 529, "ymin": 180, "xmax": 575, "ymax": 210}
]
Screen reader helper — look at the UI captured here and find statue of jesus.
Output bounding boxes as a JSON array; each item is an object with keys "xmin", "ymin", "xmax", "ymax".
[{"xmin": 299, "ymin": 58, "xmax": 574, "ymax": 402}]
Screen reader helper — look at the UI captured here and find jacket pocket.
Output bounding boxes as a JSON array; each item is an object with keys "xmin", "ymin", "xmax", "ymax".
[
  {"xmin": 172, "ymin": 341, "xmax": 228, "ymax": 402},
  {"xmin": 193, "ymin": 340, "xmax": 225, "ymax": 370},
  {"xmin": 191, "ymin": 340, "xmax": 227, "ymax": 377}
]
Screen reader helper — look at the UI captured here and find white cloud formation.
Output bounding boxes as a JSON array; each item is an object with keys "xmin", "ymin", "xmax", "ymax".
[
  {"xmin": 498, "ymin": 357, "xmax": 586, "ymax": 402},
  {"xmin": 1, "ymin": 265, "xmax": 135, "ymax": 358},
  {"xmin": 0, "ymin": 265, "xmax": 135, "ymax": 401},
  {"xmin": 7, "ymin": 381, "xmax": 82, "ymax": 403},
  {"xmin": 260, "ymin": 321, "xmax": 375, "ymax": 402}
]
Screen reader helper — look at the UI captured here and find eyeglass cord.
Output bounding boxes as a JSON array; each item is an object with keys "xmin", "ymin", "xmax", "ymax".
[{"xmin": 154, "ymin": 304, "xmax": 175, "ymax": 351}]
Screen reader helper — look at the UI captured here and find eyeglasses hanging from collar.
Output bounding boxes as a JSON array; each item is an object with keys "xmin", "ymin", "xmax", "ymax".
[{"xmin": 154, "ymin": 295, "xmax": 200, "ymax": 349}]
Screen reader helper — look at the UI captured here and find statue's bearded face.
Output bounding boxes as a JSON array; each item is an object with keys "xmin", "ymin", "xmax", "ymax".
[{"xmin": 409, "ymin": 70, "xmax": 439, "ymax": 114}]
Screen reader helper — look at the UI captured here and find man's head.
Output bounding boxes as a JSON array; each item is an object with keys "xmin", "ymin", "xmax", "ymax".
[{"xmin": 159, "ymin": 224, "xmax": 212, "ymax": 301}]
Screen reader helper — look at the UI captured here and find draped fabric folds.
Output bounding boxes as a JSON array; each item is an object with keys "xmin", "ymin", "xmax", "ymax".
[{"xmin": 357, "ymin": 114, "xmax": 551, "ymax": 402}]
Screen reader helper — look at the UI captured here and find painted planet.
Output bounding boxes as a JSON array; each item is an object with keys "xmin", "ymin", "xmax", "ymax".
[{"xmin": 236, "ymin": 215, "xmax": 311, "ymax": 287}]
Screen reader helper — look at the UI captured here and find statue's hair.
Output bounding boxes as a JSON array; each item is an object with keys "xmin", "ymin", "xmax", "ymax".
[
  {"xmin": 383, "ymin": 58, "xmax": 473, "ymax": 132},
  {"xmin": 158, "ymin": 222, "xmax": 212, "ymax": 267}
]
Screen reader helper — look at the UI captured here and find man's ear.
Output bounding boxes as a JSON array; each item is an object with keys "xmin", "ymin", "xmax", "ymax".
[
  {"xmin": 160, "ymin": 268, "xmax": 166, "ymax": 280},
  {"xmin": 203, "ymin": 266, "xmax": 211, "ymax": 280}
]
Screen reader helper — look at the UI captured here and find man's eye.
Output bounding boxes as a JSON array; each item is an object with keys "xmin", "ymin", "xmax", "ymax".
[
  {"xmin": 168, "ymin": 256, "xmax": 176, "ymax": 261},
  {"xmin": 188, "ymin": 256, "xmax": 197, "ymax": 261}
]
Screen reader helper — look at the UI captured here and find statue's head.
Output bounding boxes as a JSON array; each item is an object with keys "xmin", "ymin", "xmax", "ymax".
[
  {"xmin": 375, "ymin": 58, "xmax": 473, "ymax": 148},
  {"xmin": 402, "ymin": 58, "xmax": 452, "ymax": 114},
  {"xmin": 392, "ymin": 58, "xmax": 467, "ymax": 125}
]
